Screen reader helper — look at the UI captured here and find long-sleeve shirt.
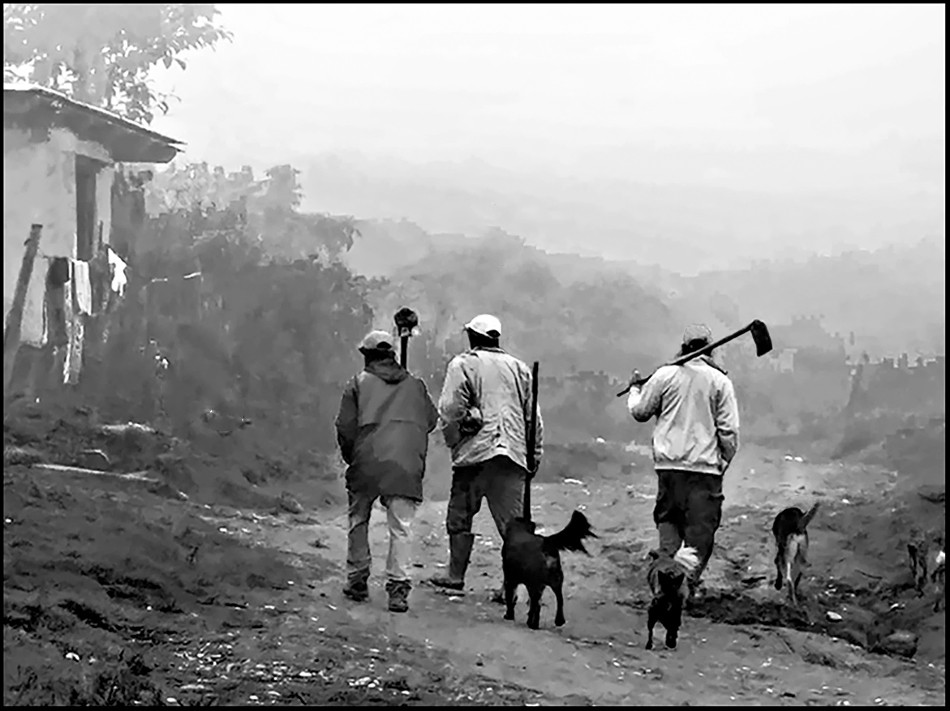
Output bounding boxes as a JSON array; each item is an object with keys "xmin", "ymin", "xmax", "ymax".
[
  {"xmin": 438, "ymin": 347, "xmax": 543, "ymax": 471},
  {"xmin": 627, "ymin": 357, "xmax": 739, "ymax": 476}
]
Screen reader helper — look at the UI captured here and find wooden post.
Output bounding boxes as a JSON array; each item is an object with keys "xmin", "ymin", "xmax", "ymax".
[{"xmin": 3, "ymin": 224, "xmax": 43, "ymax": 398}]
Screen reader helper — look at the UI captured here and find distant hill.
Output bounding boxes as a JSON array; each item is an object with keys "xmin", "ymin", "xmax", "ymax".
[
  {"xmin": 345, "ymin": 217, "xmax": 944, "ymax": 360},
  {"xmin": 301, "ymin": 149, "xmax": 944, "ymax": 275}
]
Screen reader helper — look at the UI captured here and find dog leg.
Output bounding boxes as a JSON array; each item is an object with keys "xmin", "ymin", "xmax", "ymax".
[
  {"xmin": 553, "ymin": 582, "xmax": 566, "ymax": 627},
  {"xmin": 774, "ymin": 548, "xmax": 784, "ymax": 591},
  {"xmin": 791, "ymin": 570, "xmax": 802, "ymax": 607},
  {"xmin": 526, "ymin": 586, "xmax": 543, "ymax": 630},
  {"xmin": 503, "ymin": 578, "xmax": 517, "ymax": 621},
  {"xmin": 665, "ymin": 594, "xmax": 683, "ymax": 649},
  {"xmin": 645, "ymin": 602, "xmax": 659, "ymax": 650}
]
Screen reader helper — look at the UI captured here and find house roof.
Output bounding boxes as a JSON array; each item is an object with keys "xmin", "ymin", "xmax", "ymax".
[{"xmin": 3, "ymin": 83, "xmax": 183, "ymax": 163}]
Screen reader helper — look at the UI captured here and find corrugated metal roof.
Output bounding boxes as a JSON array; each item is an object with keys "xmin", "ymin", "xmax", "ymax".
[{"xmin": 4, "ymin": 83, "xmax": 184, "ymax": 163}]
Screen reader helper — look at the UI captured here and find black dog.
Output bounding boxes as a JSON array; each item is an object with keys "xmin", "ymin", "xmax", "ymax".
[
  {"xmin": 501, "ymin": 510, "xmax": 597, "ymax": 630},
  {"xmin": 772, "ymin": 502, "xmax": 820, "ymax": 606},
  {"xmin": 645, "ymin": 544, "xmax": 700, "ymax": 650}
]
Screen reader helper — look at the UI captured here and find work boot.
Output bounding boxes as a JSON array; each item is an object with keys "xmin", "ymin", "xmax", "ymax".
[
  {"xmin": 428, "ymin": 533, "xmax": 475, "ymax": 590},
  {"xmin": 686, "ymin": 578, "xmax": 706, "ymax": 610},
  {"xmin": 342, "ymin": 576, "xmax": 369, "ymax": 603},
  {"xmin": 386, "ymin": 579, "xmax": 411, "ymax": 613}
]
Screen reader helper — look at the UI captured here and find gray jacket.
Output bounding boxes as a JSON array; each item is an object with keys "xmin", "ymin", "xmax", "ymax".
[{"xmin": 438, "ymin": 347, "xmax": 543, "ymax": 471}]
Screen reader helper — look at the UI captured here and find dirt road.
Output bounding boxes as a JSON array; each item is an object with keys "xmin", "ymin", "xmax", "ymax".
[{"xmin": 4, "ymin": 443, "xmax": 945, "ymax": 706}]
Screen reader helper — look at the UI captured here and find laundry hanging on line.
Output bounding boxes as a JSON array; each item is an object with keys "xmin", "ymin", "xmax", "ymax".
[{"xmin": 72, "ymin": 259, "xmax": 93, "ymax": 315}]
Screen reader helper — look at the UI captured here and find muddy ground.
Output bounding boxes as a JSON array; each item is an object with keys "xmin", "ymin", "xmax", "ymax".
[{"xmin": 3, "ymin": 408, "xmax": 945, "ymax": 706}]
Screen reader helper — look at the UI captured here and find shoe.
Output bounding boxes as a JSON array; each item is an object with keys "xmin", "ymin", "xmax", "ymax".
[
  {"xmin": 387, "ymin": 579, "xmax": 411, "ymax": 613},
  {"xmin": 343, "ymin": 579, "xmax": 369, "ymax": 602},
  {"xmin": 428, "ymin": 533, "xmax": 475, "ymax": 590}
]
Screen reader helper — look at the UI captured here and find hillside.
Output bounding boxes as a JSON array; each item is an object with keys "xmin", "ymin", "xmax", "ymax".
[
  {"xmin": 345, "ymin": 216, "xmax": 945, "ymax": 360},
  {"xmin": 299, "ymin": 150, "xmax": 944, "ymax": 275}
]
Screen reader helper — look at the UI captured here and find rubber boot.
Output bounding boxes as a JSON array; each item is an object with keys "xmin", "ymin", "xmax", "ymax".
[
  {"xmin": 343, "ymin": 575, "xmax": 369, "ymax": 602},
  {"xmin": 387, "ymin": 579, "xmax": 411, "ymax": 613},
  {"xmin": 429, "ymin": 533, "xmax": 475, "ymax": 590}
]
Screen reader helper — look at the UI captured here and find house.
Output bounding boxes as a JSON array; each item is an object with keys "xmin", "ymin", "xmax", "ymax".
[{"xmin": 3, "ymin": 83, "xmax": 182, "ymax": 388}]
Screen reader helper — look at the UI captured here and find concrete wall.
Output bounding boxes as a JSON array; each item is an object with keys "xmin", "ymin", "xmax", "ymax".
[{"xmin": 3, "ymin": 126, "xmax": 114, "ymax": 325}]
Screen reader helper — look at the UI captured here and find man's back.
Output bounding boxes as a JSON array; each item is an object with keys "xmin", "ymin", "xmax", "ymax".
[
  {"xmin": 438, "ymin": 347, "xmax": 543, "ymax": 471},
  {"xmin": 629, "ymin": 358, "xmax": 739, "ymax": 476},
  {"xmin": 336, "ymin": 358, "xmax": 438, "ymax": 501}
]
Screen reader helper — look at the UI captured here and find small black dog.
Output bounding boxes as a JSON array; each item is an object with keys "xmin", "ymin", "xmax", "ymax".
[
  {"xmin": 501, "ymin": 510, "xmax": 597, "ymax": 630},
  {"xmin": 645, "ymin": 544, "xmax": 700, "ymax": 650},
  {"xmin": 772, "ymin": 502, "xmax": 820, "ymax": 606}
]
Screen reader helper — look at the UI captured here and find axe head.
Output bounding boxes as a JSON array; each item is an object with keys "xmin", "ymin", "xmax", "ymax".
[
  {"xmin": 750, "ymin": 319, "xmax": 773, "ymax": 357},
  {"xmin": 394, "ymin": 307, "xmax": 419, "ymax": 338}
]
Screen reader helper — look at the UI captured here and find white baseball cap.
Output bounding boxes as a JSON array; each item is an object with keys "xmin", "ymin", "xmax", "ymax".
[
  {"xmin": 358, "ymin": 330, "xmax": 394, "ymax": 352},
  {"xmin": 464, "ymin": 314, "xmax": 502, "ymax": 338}
]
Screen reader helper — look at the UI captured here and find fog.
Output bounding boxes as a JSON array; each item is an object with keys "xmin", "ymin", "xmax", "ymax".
[{"xmin": 149, "ymin": 3, "xmax": 945, "ymax": 262}]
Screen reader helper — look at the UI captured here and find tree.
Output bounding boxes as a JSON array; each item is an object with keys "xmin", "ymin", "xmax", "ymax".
[
  {"xmin": 144, "ymin": 162, "xmax": 361, "ymax": 262},
  {"xmin": 3, "ymin": 3, "xmax": 231, "ymax": 124}
]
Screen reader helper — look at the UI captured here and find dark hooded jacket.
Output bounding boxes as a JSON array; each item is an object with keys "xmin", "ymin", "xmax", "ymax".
[{"xmin": 335, "ymin": 357, "xmax": 439, "ymax": 501}]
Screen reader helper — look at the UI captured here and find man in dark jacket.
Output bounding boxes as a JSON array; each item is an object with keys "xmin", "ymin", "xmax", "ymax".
[{"xmin": 335, "ymin": 330, "xmax": 439, "ymax": 612}]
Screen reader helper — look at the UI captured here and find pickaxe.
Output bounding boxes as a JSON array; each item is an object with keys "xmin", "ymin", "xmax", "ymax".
[
  {"xmin": 616, "ymin": 319, "xmax": 773, "ymax": 398},
  {"xmin": 394, "ymin": 307, "xmax": 419, "ymax": 369}
]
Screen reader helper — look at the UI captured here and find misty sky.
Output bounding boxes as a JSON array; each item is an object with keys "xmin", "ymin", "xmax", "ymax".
[{"xmin": 150, "ymin": 3, "xmax": 945, "ymax": 173}]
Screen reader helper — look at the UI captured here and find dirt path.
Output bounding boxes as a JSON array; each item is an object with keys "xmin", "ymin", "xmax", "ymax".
[
  {"xmin": 195, "ymin": 445, "xmax": 944, "ymax": 706},
  {"xmin": 5, "ymin": 443, "xmax": 944, "ymax": 705}
]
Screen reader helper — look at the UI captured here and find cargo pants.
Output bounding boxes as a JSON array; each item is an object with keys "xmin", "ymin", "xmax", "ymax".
[
  {"xmin": 347, "ymin": 492, "xmax": 419, "ymax": 586},
  {"xmin": 653, "ymin": 469, "xmax": 725, "ymax": 590},
  {"xmin": 446, "ymin": 454, "xmax": 526, "ymax": 538}
]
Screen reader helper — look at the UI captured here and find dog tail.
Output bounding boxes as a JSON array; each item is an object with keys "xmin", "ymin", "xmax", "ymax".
[
  {"xmin": 543, "ymin": 510, "xmax": 597, "ymax": 556},
  {"xmin": 673, "ymin": 544, "xmax": 701, "ymax": 575},
  {"xmin": 799, "ymin": 502, "xmax": 820, "ymax": 532}
]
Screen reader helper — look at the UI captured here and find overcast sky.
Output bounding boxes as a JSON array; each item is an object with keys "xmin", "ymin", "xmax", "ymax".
[{"xmin": 150, "ymin": 3, "xmax": 945, "ymax": 176}]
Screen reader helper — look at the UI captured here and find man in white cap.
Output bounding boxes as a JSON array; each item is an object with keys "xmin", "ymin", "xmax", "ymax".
[
  {"xmin": 429, "ymin": 314, "xmax": 543, "ymax": 602},
  {"xmin": 335, "ymin": 329, "xmax": 439, "ymax": 612},
  {"xmin": 627, "ymin": 323, "xmax": 740, "ymax": 601}
]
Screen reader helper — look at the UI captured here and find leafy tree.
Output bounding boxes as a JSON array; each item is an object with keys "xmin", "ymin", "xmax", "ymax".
[
  {"xmin": 145, "ymin": 161, "xmax": 361, "ymax": 262},
  {"xmin": 3, "ymin": 3, "xmax": 231, "ymax": 124}
]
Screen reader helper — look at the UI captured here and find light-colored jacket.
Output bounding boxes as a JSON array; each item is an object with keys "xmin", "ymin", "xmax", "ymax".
[
  {"xmin": 438, "ymin": 347, "xmax": 543, "ymax": 471},
  {"xmin": 627, "ymin": 357, "xmax": 739, "ymax": 476}
]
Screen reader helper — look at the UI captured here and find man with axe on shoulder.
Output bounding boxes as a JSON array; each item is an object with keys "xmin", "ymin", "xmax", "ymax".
[
  {"xmin": 429, "ymin": 314, "xmax": 544, "ymax": 604},
  {"xmin": 624, "ymin": 323, "xmax": 742, "ymax": 603}
]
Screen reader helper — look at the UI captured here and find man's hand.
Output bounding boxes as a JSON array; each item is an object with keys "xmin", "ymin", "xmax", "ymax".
[{"xmin": 628, "ymin": 369, "xmax": 643, "ymax": 390}]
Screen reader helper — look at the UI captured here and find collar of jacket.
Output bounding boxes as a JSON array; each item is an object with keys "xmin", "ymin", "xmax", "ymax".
[
  {"xmin": 696, "ymin": 354, "xmax": 728, "ymax": 375},
  {"xmin": 469, "ymin": 346, "xmax": 506, "ymax": 355}
]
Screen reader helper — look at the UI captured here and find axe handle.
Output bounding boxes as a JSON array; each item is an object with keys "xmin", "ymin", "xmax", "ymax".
[
  {"xmin": 400, "ymin": 335, "xmax": 409, "ymax": 369},
  {"xmin": 615, "ymin": 322, "xmax": 755, "ymax": 398},
  {"xmin": 523, "ymin": 360, "xmax": 540, "ymax": 521}
]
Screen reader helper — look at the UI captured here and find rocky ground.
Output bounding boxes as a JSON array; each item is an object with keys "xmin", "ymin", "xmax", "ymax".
[{"xmin": 2, "ymin": 408, "xmax": 945, "ymax": 706}]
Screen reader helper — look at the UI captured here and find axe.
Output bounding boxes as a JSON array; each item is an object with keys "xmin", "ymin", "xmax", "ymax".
[
  {"xmin": 616, "ymin": 319, "xmax": 773, "ymax": 398},
  {"xmin": 394, "ymin": 307, "xmax": 419, "ymax": 369}
]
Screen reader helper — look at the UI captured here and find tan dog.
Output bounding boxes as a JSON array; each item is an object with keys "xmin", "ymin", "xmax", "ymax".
[{"xmin": 772, "ymin": 502, "xmax": 820, "ymax": 606}]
